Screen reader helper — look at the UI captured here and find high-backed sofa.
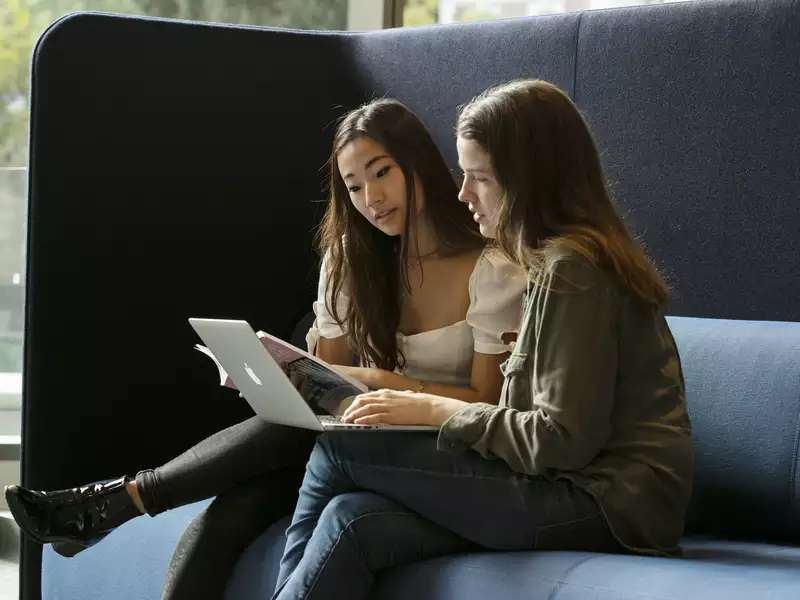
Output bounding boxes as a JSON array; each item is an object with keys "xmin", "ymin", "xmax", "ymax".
[{"xmin": 22, "ymin": 0, "xmax": 800, "ymax": 598}]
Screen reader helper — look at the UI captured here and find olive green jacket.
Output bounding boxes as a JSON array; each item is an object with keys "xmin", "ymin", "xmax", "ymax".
[{"xmin": 438, "ymin": 253, "xmax": 694, "ymax": 556}]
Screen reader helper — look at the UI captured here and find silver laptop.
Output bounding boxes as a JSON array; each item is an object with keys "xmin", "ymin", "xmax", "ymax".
[{"xmin": 189, "ymin": 318, "xmax": 437, "ymax": 432}]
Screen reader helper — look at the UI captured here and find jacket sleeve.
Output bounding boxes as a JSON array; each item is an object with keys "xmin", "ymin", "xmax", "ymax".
[{"xmin": 437, "ymin": 259, "xmax": 619, "ymax": 476}]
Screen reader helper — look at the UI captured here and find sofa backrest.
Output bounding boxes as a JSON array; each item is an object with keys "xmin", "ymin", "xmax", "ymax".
[
  {"xmin": 348, "ymin": 0, "xmax": 800, "ymax": 323},
  {"xmin": 668, "ymin": 316, "xmax": 800, "ymax": 541},
  {"xmin": 24, "ymin": 0, "xmax": 800, "ymax": 597}
]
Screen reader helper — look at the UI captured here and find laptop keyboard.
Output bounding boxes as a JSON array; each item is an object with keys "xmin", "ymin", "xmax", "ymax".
[{"xmin": 319, "ymin": 415, "xmax": 378, "ymax": 429}]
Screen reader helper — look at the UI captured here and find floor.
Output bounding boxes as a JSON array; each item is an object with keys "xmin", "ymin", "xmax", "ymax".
[
  {"xmin": 0, "ymin": 402, "xmax": 20, "ymax": 599},
  {"xmin": 0, "ymin": 557, "xmax": 17, "ymax": 600},
  {"xmin": 0, "ymin": 511, "xmax": 18, "ymax": 599}
]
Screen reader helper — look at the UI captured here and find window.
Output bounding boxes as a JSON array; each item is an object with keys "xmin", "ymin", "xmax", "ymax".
[{"xmin": 403, "ymin": 0, "xmax": 695, "ymax": 26}]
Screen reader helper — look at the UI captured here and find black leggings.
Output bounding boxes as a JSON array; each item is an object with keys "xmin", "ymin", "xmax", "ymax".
[{"xmin": 134, "ymin": 417, "xmax": 317, "ymax": 600}]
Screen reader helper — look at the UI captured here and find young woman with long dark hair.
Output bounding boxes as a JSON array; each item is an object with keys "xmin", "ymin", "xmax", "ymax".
[
  {"xmin": 269, "ymin": 80, "xmax": 694, "ymax": 600},
  {"xmin": 7, "ymin": 98, "xmax": 527, "ymax": 599}
]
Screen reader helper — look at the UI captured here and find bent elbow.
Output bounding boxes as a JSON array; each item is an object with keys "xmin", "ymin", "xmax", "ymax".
[{"xmin": 533, "ymin": 430, "xmax": 607, "ymax": 472}]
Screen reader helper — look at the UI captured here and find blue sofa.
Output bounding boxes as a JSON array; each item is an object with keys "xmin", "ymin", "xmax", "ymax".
[{"xmin": 22, "ymin": 0, "xmax": 800, "ymax": 598}]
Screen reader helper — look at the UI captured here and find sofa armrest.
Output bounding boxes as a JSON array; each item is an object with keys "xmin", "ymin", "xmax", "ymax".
[
  {"xmin": 667, "ymin": 316, "xmax": 800, "ymax": 541},
  {"xmin": 23, "ymin": 13, "xmax": 363, "ymax": 598}
]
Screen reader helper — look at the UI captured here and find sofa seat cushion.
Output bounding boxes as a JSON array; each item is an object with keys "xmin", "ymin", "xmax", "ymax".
[
  {"xmin": 374, "ymin": 538, "xmax": 800, "ymax": 600},
  {"xmin": 230, "ymin": 517, "xmax": 800, "ymax": 600},
  {"xmin": 42, "ymin": 499, "xmax": 214, "ymax": 600},
  {"xmin": 42, "ymin": 499, "xmax": 800, "ymax": 600}
]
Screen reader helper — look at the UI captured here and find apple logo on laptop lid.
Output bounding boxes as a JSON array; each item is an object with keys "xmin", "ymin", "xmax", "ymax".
[{"xmin": 243, "ymin": 363, "xmax": 263, "ymax": 386}]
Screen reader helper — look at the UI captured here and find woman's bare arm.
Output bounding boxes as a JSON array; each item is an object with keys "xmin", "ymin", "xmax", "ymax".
[
  {"xmin": 336, "ymin": 351, "xmax": 507, "ymax": 405},
  {"xmin": 315, "ymin": 335, "xmax": 355, "ymax": 366}
]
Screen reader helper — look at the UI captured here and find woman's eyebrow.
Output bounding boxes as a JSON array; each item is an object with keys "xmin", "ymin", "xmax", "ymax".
[
  {"xmin": 342, "ymin": 154, "xmax": 391, "ymax": 180},
  {"xmin": 364, "ymin": 154, "xmax": 390, "ymax": 170}
]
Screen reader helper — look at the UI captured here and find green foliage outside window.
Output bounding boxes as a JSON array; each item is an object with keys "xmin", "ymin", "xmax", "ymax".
[
  {"xmin": 403, "ymin": 0, "xmax": 437, "ymax": 26},
  {"xmin": 0, "ymin": 0, "xmax": 346, "ymax": 167}
]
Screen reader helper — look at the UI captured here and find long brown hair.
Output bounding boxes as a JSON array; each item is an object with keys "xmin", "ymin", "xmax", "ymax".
[
  {"xmin": 318, "ymin": 99, "xmax": 483, "ymax": 370},
  {"xmin": 457, "ymin": 79, "xmax": 669, "ymax": 308}
]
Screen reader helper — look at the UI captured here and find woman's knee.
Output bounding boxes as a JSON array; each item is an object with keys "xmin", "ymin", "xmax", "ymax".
[
  {"xmin": 318, "ymin": 491, "xmax": 403, "ymax": 533},
  {"xmin": 314, "ymin": 492, "xmax": 472, "ymax": 574},
  {"xmin": 200, "ymin": 495, "xmax": 269, "ymax": 540},
  {"xmin": 201, "ymin": 472, "xmax": 300, "ymax": 538}
]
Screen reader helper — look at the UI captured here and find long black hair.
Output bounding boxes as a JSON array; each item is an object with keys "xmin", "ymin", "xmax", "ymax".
[{"xmin": 318, "ymin": 99, "xmax": 483, "ymax": 369}]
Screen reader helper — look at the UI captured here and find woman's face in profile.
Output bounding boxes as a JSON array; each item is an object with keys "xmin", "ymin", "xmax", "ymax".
[
  {"xmin": 456, "ymin": 136, "xmax": 503, "ymax": 239},
  {"xmin": 337, "ymin": 136, "xmax": 425, "ymax": 237}
]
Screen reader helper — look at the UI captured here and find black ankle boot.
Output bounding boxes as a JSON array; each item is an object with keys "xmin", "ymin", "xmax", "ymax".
[{"xmin": 5, "ymin": 476, "xmax": 142, "ymax": 557}]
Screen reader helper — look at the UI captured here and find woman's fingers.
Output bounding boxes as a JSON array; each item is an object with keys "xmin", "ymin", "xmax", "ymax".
[
  {"xmin": 341, "ymin": 389, "xmax": 428, "ymax": 424},
  {"xmin": 360, "ymin": 388, "xmax": 400, "ymax": 399},
  {"xmin": 353, "ymin": 412, "xmax": 394, "ymax": 425},
  {"xmin": 343, "ymin": 390, "xmax": 393, "ymax": 416},
  {"xmin": 342, "ymin": 402, "xmax": 388, "ymax": 422}
]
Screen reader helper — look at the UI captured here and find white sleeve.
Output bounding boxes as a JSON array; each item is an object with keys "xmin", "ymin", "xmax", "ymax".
[
  {"xmin": 466, "ymin": 248, "xmax": 527, "ymax": 355},
  {"xmin": 305, "ymin": 252, "xmax": 349, "ymax": 354}
]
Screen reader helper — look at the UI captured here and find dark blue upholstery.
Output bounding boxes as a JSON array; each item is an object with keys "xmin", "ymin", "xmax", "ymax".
[
  {"xmin": 42, "ymin": 501, "xmax": 214, "ymax": 599},
  {"xmin": 41, "ymin": 316, "xmax": 800, "ymax": 598},
  {"xmin": 42, "ymin": 508, "xmax": 800, "ymax": 600},
  {"xmin": 25, "ymin": 0, "xmax": 800, "ymax": 598},
  {"xmin": 574, "ymin": 0, "xmax": 800, "ymax": 322},
  {"xmin": 670, "ymin": 317, "xmax": 800, "ymax": 541}
]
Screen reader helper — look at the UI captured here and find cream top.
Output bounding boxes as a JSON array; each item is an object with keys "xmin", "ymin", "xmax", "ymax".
[{"xmin": 305, "ymin": 247, "xmax": 527, "ymax": 386}]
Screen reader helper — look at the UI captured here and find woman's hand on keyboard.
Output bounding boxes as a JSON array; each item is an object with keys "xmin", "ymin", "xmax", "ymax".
[{"xmin": 341, "ymin": 389, "xmax": 467, "ymax": 427}]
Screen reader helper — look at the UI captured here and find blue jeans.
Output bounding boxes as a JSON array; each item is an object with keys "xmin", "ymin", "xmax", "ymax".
[{"xmin": 272, "ymin": 431, "xmax": 621, "ymax": 600}]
